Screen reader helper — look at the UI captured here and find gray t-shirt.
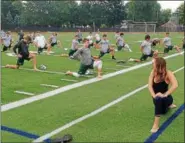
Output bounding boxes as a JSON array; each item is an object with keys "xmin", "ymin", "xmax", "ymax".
[
  {"xmin": 77, "ymin": 32, "xmax": 82, "ymax": 39},
  {"xmin": 73, "ymin": 47, "xmax": 93, "ymax": 65},
  {"xmin": 100, "ymin": 39, "xmax": 110, "ymax": 53},
  {"xmin": 163, "ymin": 37, "xmax": 172, "ymax": 46},
  {"xmin": 141, "ymin": 40, "xmax": 152, "ymax": 55},
  {"xmin": 71, "ymin": 39, "xmax": 79, "ymax": 50}
]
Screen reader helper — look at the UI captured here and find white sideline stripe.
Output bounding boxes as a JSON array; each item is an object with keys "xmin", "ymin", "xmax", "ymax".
[
  {"xmin": 14, "ymin": 91, "xmax": 35, "ymax": 96},
  {"xmin": 1, "ymin": 52, "xmax": 183, "ymax": 112},
  {"xmin": 61, "ymin": 79, "xmax": 78, "ymax": 82},
  {"xmin": 40, "ymin": 84, "xmax": 59, "ymax": 88},
  {"xmin": 33, "ymin": 66, "xmax": 184, "ymax": 142}
]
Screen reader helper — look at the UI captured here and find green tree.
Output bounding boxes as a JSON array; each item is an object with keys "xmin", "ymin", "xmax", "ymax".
[
  {"xmin": 6, "ymin": 11, "xmax": 14, "ymax": 26},
  {"xmin": 175, "ymin": 2, "xmax": 184, "ymax": 25}
]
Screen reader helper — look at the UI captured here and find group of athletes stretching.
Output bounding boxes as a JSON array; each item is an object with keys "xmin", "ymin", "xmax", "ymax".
[{"xmin": 1, "ymin": 29, "xmax": 184, "ymax": 78}]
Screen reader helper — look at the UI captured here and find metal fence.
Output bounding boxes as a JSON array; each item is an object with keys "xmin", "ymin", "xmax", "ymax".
[{"xmin": 2, "ymin": 25, "xmax": 185, "ymax": 33}]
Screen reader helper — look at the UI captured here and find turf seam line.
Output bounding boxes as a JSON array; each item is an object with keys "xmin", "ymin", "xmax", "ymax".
[
  {"xmin": 14, "ymin": 91, "xmax": 35, "ymax": 96},
  {"xmin": 40, "ymin": 84, "xmax": 59, "ymax": 88},
  {"xmin": 61, "ymin": 79, "xmax": 78, "ymax": 82},
  {"xmin": 32, "ymin": 66, "xmax": 184, "ymax": 142},
  {"xmin": 1, "ymin": 52, "xmax": 183, "ymax": 112},
  {"xmin": 144, "ymin": 103, "xmax": 185, "ymax": 143}
]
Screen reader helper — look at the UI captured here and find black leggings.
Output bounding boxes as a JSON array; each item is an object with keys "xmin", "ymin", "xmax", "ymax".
[{"xmin": 153, "ymin": 95, "xmax": 173, "ymax": 116}]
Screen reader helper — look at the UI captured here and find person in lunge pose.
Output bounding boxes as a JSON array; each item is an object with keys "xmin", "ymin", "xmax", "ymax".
[
  {"xmin": 148, "ymin": 57, "xmax": 177, "ymax": 133},
  {"xmin": 128, "ymin": 35, "xmax": 159, "ymax": 62},
  {"xmin": 5, "ymin": 35, "xmax": 37, "ymax": 70},
  {"xmin": 97, "ymin": 34, "xmax": 116, "ymax": 60},
  {"xmin": 162, "ymin": 32, "xmax": 182, "ymax": 55},
  {"xmin": 66, "ymin": 38, "xmax": 103, "ymax": 78}
]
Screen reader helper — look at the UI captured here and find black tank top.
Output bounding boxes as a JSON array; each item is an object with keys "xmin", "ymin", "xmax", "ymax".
[{"xmin": 153, "ymin": 79, "xmax": 169, "ymax": 94}]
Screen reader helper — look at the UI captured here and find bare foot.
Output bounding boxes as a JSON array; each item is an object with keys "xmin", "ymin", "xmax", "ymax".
[
  {"xmin": 5, "ymin": 64, "xmax": 9, "ymax": 68},
  {"xmin": 150, "ymin": 127, "xmax": 159, "ymax": 133},
  {"xmin": 169, "ymin": 104, "xmax": 177, "ymax": 109},
  {"xmin": 34, "ymin": 68, "xmax": 39, "ymax": 71},
  {"xmin": 66, "ymin": 71, "xmax": 71, "ymax": 75}
]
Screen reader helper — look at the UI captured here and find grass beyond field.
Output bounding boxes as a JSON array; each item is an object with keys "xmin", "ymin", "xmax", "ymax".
[{"xmin": 1, "ymin": 32, "xmax": 184, "ymax": 142}]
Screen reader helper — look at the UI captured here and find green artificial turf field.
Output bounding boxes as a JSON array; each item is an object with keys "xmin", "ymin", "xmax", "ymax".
[{"xmin": 1, "ymin": 32, "xmax": 184, "ymax": 142}]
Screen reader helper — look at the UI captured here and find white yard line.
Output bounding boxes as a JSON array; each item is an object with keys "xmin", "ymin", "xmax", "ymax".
[
  {"xmin": 40, "ymin": 84, "xmax": 59, "ymax": 88},
  {"xmin": 1, "ymin": 52, "xmax": 183, "ymax": 112},
  {"xmin": 33, "ymin": 66, "xmax": 184, "ymax": 143},
  {"xmin": 61, "ymin": 79, "xmax": 78, "ymax": 82},
  {"xmin": 1, "ymin": 66, "xmax": 66, "ymax": 75},
  {"xmin": 14, "ymin": 91, "xmax": 35, "ymax": 96}
]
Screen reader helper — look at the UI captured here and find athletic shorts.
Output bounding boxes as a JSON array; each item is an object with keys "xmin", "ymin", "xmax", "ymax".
[
  {"xmin": 16, "ymin": 54, "xmax": 30, "ymax": 66},
  {"xmin": 68, "ymin": 49, "xmax": 77, "ymax": 56},
  {"xmin": 78, "ymin": 62, "xmax": 94, "ymax": 75},
  {"xmin": 88, "ymin": 43, "xmax": 94, "ymax": 48},
  {"xmin": 164, "ymin": 45, "xmax": 174, "ymax": 53},
  {"xmin": 2, "ymin": 45, "xmax": 11, "ymax": 52},
  {"xmin": 78, "ymin": 39, "xmax": 82, "ymax": 43},
  {"xmin": 99, "ymin": 48, "xmax": 111, "ymax": 58},
  {"xmin": 51, "ymin": 42, "xmax": 57, "ymax": 47},
  {"xmin": 117, "ymin": 44, "xmax": 125, "ymax": 51},
  {"xmin": 96, "ymin": 40, "xmax": 101, "ymax": 44},
  {"xmin": 140, "ymin": 51, "xmax": 154, "ymax": 61},
  {"xmin": 183, "ymin": 44, "xmax": 185, "ymax": 49}
]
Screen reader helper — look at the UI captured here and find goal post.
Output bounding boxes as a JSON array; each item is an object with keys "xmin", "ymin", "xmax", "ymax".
[{"xmin": 128, "ymin": 23, "xmax": 156, "ymax": 33}]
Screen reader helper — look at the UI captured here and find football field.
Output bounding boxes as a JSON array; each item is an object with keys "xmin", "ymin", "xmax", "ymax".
[{"xmin": 1, "ymin": 32, "xmax": 184, "ymax": 142}]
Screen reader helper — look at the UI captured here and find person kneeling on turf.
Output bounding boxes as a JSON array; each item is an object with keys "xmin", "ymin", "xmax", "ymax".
[
  {"xmin": 66, "ymin": 38, "xmax": 103, "ymax": 78},
  {"xmin": 5, "ymin": 35, "xmax": 37, "ymax": 70},
  {"xmin": 97, "ymin": 34, "xmax": 116, "ymax": 60},
  {"xmin": 128, "ymin": 35, "xmax": 159, "ymax": 62}
]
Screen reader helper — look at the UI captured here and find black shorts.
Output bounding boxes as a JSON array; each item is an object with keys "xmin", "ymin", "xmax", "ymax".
[
  {"xmin": 51, "ymin": 42, "xmax": 57, "ymax": 47},
  {"xmin": 140, "ymin": 51, "xmax": 154, "ymax": 61},
  {"xmin": 2, "ymin": 45, "xmax": 11, "ymax": 52},
  {"xmin": 99, "ymin": 49, "xmax": 111, "ymax": 58},
  {"xmin": 16, "ymin": 55, "xmax": 31, "ymax": 66},
  {"xmin": 117, "ymin": 44, "xmax": 125, "ymax": 51},
  {"xmin": 88, "ymin": 43, "xmax": 94, "ymax": 48},
  {"xmin": 96, "ymin": 40, "xmax": 101, "ymax": 44},
  {"xmin": 183, "ymin": 43, "xmax": 185, "ymax": 49},
  {"xmin": 164, "ymin": 45, "xmax": 174, "ymax": 53}
]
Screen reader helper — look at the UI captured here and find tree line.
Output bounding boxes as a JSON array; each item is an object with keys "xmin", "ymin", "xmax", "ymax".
[{"xmin": 2, "ymin": 0, "xmax": 184, "ymax": 29}]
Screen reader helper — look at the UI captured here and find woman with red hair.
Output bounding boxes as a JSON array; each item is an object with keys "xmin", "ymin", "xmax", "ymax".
[{"xmin": 148, "ymin": 57, "xmax": 178, "ymax": 133}]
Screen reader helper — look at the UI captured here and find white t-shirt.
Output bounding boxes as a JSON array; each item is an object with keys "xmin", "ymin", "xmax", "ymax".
[
  {"xmin": 2, "ymin": 35, "xmax": 12, "ymax": 47},
  {"xmin": 163, "ymin": 37, "xmax": 172, "ymax": 46},
  {"xmin": 95, "ymin": 34, "xmax": 100, "ymax": 41},
  {"xmin": 71, "ymin": 39, "xmax": 79, "ymax": 50},
  {"xmin": 87, "ymin": 35, "xmax": 93, "ymax": 44},
  {"xmin": 141, "ymin": 40, "xmax": 152, "ymax": 55},
  {"xmin": 34, "ymin": 35, "xmax": 46, "ymax": 48},
  {"xmin": 51, "ymin": 35, "xmax": 57, "ymax": 43},
  {"xmin": 117, "ymin": 36, "xmax": 124, "ymax": 46}
]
